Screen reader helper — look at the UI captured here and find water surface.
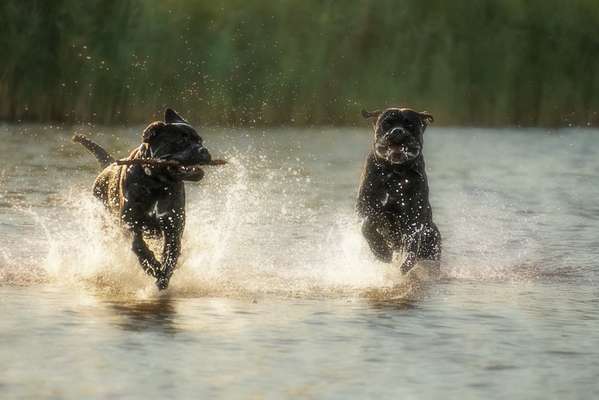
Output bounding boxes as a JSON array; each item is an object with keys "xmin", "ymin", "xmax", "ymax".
[{"xmin": 1, "ymin": 125, "xmax": 598, "ymax": 398}]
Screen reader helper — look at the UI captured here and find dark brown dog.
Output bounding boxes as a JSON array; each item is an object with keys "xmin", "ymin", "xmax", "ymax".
[
  {"xmin": 74, "ymin": 108, "xmax": 212, "ymax": 289},
  {"xmin": 357, "ymin": 107, "xmax": 441, "ymax": 274}
]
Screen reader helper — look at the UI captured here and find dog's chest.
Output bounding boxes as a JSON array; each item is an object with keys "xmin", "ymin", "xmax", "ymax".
[
  {"xmin": 127, "ymin": 179, "xmax": 170, "ymax": 200},
  {"xmin": 379, "ymin": 171, "xmax": 420, "ymax": 207},
  {"xmin": 123, "ymin": 172, "xmax": 181, "ymax": 209}
]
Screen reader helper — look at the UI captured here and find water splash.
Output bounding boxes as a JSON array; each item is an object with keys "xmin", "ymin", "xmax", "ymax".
[{"xmin": 2, "ymin": 147, "xmax": 554, "ymax": 298}]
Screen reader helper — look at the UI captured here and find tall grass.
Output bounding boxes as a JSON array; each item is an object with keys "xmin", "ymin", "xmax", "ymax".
[{"xmin": 1, "ymin": 0, "xmax": 598, "ymax": 126}]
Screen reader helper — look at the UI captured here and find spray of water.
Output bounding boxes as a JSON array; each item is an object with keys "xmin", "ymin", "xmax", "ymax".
[{"xmin": 2, "ymin": 149, "xmax": 547, "ymax": 299}]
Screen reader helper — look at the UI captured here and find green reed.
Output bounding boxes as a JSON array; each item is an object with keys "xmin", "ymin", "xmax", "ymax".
[{"xmin": 1, "ymin": 0, "xmax": 598, "ymax": 126}]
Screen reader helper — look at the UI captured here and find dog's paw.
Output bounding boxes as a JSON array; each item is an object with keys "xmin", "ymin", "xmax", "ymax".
[
  {"xmin": 155, "ymin": 276, "xmax": 170, "ymax": 291},
  {"xmin": 399, "ymin": 253, "xmax": 417, "ymax": 275},
  {"xmin": 400, "ymin": 263, "xmax": 414, "ymax": 275}
]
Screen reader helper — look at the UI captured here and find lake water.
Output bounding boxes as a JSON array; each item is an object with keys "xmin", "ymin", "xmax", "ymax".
[{"xmin": 1, "ymin": 124, "xmax": 598, "ymax": 399}]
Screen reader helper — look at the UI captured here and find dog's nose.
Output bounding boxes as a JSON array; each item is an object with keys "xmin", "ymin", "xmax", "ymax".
[
  {"xmin": 388, "ymin": 127, "xmax": 407, "ymax": 144},
  {"xmin": 198, "ymin": 147, "xmax": 212, "ymax": 164}
]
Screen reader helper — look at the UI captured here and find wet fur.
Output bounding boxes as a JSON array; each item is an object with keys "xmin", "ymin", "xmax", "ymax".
[
  {"xmin": 74, "ymin": 109, "xmax": 211, "ymax": 290},
  {"xmin": 357, "ymin": 107, "xmax": 441, "ymax": 273}
]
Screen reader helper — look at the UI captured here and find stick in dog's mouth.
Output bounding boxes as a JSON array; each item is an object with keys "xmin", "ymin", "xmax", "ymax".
[{"xmin": 115, "ymin": 158, "xmax": 227, "ymax": 168}]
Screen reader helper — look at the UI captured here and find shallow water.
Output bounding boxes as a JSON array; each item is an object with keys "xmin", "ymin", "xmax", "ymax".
[{"xmin": 1, "ymin": 124, "xmax": 598, "ymax": 398}]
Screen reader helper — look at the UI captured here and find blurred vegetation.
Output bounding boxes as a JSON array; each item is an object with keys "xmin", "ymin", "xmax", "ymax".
[{"xmin": 1, "ymin": 0, "xmax": 598, "ymax": 127}]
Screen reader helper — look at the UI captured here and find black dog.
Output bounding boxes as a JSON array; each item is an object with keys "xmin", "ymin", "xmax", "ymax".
[
  {"xmin": 357, "ymin": 107, "xmax": 441, "ymax": 274},
  {"xmin": 73, "ymin": 108, "xmax": 212, "ymax": 289}
]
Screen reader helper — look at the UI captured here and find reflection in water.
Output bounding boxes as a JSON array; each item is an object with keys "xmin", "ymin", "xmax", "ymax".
[
  {"xmin": 365, "ymin": 297, "xmax": 419, "ymax": 312},
  {"xmin": 361, "ymin": 262, "xmax": 441, "ymax": 309},
  {"xmin": 108, "ymin": 297, "xmax": 179, "ymax": 335}
]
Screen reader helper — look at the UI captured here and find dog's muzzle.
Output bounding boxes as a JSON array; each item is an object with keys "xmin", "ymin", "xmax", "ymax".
[
  {"xmin": 388, "ymin": 127, "xmax": 408, "ymax": 143},
  {"xmin": 171, "ymin": 143, "xmax": 212, "ymax": 166},
  {"xmin": 375, "ymin": 127, "xmax": 421, "ymax": 165},
  {"xmin": 196, "ymin": 146, "xmax": 212, "ymax": 165}
]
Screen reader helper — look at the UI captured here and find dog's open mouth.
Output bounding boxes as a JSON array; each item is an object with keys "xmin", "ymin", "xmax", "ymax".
[
  {"xmin": 177, "ymin": 164, "xmax": 203, "ymax": 173},
  {"xmin": 376, "ymin": 144, "xmax": 420, "ymax": 164},
  {"xmin": 170, "ymin": 158, "xmax": 227, "ymax": 180},
  {"xmin": 173, "ymin": 164, "xmax": 205, "ymax": 181},
  {"xmin": 172, "ymin": 159, "xmax": 227, "ymax": 180}
]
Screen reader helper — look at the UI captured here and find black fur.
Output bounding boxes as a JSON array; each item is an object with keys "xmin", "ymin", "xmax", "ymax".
[
  {"xmin": 357, "ymin": 107, "xmax": 441, "ymax": 273},
  {"xmin": 74, "ymin": 108, "xmax": 212, "ymax": 290}
]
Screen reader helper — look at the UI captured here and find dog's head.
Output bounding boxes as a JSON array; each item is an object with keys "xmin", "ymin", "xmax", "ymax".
[
  {"xmin": 362, "ymin": 107, "xmax": 433, "ymax": 165},
  {"xmin": 141, "ymin": 108, "xmax": 211, "ymax": 166}
]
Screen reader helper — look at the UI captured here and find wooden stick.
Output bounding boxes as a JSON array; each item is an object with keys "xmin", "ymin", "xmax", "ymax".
[
  {"xmin": 116, "ymin": 158, "xmax": 179, "ymax": 167},
  {"xmin": 206, "ymin": 159, "xmax": 228, "ymax": 165},
  {"xmin": 115, "ymin": 158, "xmax": 227, "ymax": 167}
]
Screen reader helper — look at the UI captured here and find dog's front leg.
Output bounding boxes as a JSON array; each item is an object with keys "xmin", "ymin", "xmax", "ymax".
[
  {"xmin": 131, "ymin": 229, "xmax": 161, "ymax": 278},
  {"xmin": 154, "ymin": 190, "xmax": 185, "ymax": 290},
  {"xmin": 122, "ymin": 203, "xmax": 162, "ymax": 278},
  {"xmin": 399, "ymin": 226, "xmax": 423, "ymax": 274},
  {"xmin": 155, "ymin": 222, "xmax": 183, "ymax": 290},
  {"xmin": 362, "ymin": 216, "xmax": 393, "ymax": 263},
  {"xmin": 400, "ymin": 250, "xmax": 417, "ymax": 274}
]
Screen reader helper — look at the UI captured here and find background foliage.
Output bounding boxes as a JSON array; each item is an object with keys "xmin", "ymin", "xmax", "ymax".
[{"xmin": 1, "ymin": 0, "xmax": 598, "ymax": 126}]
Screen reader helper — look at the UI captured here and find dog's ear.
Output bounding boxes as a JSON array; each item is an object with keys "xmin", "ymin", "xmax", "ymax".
[
  {"xmin": 418, "ymin": 111, "xmax": 434, "ymax": 125},
  {"xmin": 361, "ymin": 109, "xmax": 382, "ymax": 120},
  {"xmin": 142, "ymin": 121, "xmax": 166, "ymax": 143},
  {"xmin": 165, "ymin": 108, "xmax": 188, "ymax": 124}
]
